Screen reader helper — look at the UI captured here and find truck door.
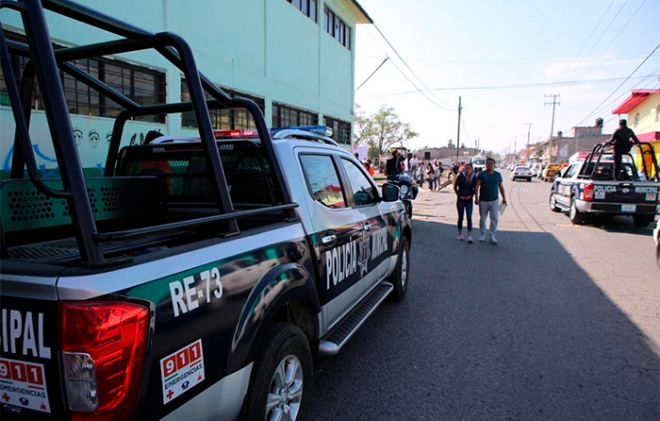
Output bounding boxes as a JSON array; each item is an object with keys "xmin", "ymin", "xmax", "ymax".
[
  {"xmin": 337, "ymin": 157, "xmax": 391, "ymax": 287},
  {"xmin": 298, "ymin": 154, "xmax": 367, "ymax": 328},
  {"xmin": 556, "ymin": 164, "xmax": 579, "ymax": 205}
]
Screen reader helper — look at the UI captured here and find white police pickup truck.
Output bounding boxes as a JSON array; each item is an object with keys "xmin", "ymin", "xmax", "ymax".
[
  {"xmin": 549, "ymin": 143, "xmax": 659, "ymax": 227},
  {"xmin": 0, "ymin": 2, "xmax": 411, "ymax": 420}
]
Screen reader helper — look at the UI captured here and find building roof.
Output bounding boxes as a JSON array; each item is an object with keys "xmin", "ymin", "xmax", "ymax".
[
  {"xmin": 347, "ymin": 0, "xmax": 373, "ymax": 24},
  {"xmin": 612, "ymin": 89, "xmax": 660, "ymax": 114}
]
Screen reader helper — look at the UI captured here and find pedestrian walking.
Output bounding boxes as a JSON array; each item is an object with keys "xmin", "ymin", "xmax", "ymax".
[
  {"xmin": 609, "ymin": 119, "xmax": 640, "ymax": 180},
  {"xmin": 410, "ymin": 155, "xmax": 419, "ymax": 173},
  {"xmin": 454, "ymin": 163, "xmax": 476, "ymax": 242},
  {"xmin": 474, "ymin": 157, "xmax": 507, "ymax": 244},
  {"xmin": 426, "ymin": 162, "xmax": 436, "ymax": 191}
]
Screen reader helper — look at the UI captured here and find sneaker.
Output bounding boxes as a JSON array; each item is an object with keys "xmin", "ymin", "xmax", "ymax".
[
  {"xmin": 457, "ymin": 233, "xmax": 464, "ymax": 241},
  {"xmin": 490, "ymin": 236, "xmax": 498, "ymax": 245},
  {"xmin": 467, "ymin": 235, "xmax": 473, "ymax": 243},
  {"xmin": 478, "ymin": 234, "xmax": 486, "ymax": 242}
]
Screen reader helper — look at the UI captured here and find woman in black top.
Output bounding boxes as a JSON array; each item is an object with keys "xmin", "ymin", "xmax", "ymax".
[{"xmin": 453, "ymin": 163, "xmax": 477, "ymax": 242}]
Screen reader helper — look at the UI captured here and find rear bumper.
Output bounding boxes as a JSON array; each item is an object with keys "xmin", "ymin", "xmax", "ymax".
[{"xmin": 576, "ymin": 200, "xmax": 659, "ymax": 215}]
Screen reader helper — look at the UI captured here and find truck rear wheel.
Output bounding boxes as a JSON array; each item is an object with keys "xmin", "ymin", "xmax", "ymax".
[
  {"xmin": 245, "ymin": 323, "xmax": 313, "ymax": 421},
  {"xmin": 387, "ymin": 236, "xmax": 410, "ymax": 301},
  {"xmin": 633, "ymin": 214, "xmax": 654, "ymax": 228},
  {"xmin": 569, "ymin": 197, "xmax": 586, "ymax": 225}
]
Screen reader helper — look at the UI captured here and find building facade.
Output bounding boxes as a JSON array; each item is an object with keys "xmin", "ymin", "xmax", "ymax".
[
  {"xmin": 0, "ymin": 0, "xmax": 372, "ymax": 176},
  {"xmin": 540, "ymin": 119, "xmax": 610, "ymax": 164},
  {"xmin": 612, "ymin": 89, "xmax": 660, "ymax": 142}
]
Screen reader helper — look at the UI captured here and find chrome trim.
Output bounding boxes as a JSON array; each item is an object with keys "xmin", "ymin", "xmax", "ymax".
[{"xmin": 318, "ymin": 282, "xmax": 393, "ymax": 356}]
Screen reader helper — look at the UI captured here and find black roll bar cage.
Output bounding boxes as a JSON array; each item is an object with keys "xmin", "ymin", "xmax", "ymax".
[
  {"xmin": 580, "ymin": 141, "xmax": 660, "ymax": 182},
  {"xmin": 0, "ymin": 0, "xmax": 296, "ymax": 266}
]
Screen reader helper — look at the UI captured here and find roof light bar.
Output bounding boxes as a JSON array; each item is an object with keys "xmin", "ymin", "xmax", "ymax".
[{"xmin": 271, "ymin": 125, "xmax": 333, "ymax": 137}]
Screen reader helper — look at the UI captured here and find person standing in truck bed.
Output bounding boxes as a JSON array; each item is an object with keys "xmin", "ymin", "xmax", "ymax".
[{"xmin": 610, "ymin": 119, "xmax": 640, "ymax": 180}]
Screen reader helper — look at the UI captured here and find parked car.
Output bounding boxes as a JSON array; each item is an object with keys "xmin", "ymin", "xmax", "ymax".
[
  {"xmin": 510, "ymin": 166, "xmax": 533, "ymax": 182},
  {"xmin": 541, "ymin": 163, "xmax": 563, "ymax": 181}
]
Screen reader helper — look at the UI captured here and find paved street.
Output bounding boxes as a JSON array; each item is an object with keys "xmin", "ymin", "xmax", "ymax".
[{"xmin": 308, "ymin": 170, "xmax": 659, "ymax": 421}]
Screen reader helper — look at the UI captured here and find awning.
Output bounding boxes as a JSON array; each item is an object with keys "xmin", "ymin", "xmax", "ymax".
[
  {"xmin": 638, "ymin": 131, "xmax": 660, "ymax": 142},
  {"xmin": 612, "ymin": 89, "xmax": 660, "ymax": 114}
]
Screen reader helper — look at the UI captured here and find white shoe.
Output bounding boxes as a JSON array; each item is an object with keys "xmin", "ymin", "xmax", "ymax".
[
  {"xmin": 478, "ymin": 235, "xmax": 486, "ymax": 242},
  {"xmin": 490, "ymin": 236, "xmax": 498, "ymax": 245}
]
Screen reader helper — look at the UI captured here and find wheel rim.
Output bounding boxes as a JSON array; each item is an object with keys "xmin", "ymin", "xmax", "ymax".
[
  {"xmin": 570, "ymin": 200, "xmax": 576, "ymax": 219},
  {"xmin": 550, "ymin": 194, "xmax": 556, "ymax": 209},
  {"xmin": 400, "ymin": 247, "xmax": 408, "ymax": 288},
  {"xmin": 266, "ymin": 355, "xmax": 303, "ymax": 421}
]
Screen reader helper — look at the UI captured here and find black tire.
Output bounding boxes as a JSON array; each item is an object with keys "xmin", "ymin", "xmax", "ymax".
[
  {"xmin": 632, "ymin": 214, "xmax": 654, "ymax": 228},
  {"xmin": 527, "ymin": 178, "xmax": 532, "ymax": 182},
  {"xmin": 387, "ymin": 236, "xmax": 410, "ymax": 301},
  {"xmin": 549, "ymin": 192, "xmax": 561, "ymax": 212},
  {"xmin": 244, "ymin": 323, "xmax": 313, "ymax": 421},
  {"xmin": 569, "ymin": 196, "xmax": 586, "ymax": 225}
]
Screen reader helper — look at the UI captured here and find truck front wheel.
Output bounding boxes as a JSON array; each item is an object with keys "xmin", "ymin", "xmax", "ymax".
[
  {"xmin": 245, "ymin": 323, "xmax": 313, "ymax": 421},
  {"xmin": 387, "ymin": 236, "xmax": 410, "ymax": 301}
]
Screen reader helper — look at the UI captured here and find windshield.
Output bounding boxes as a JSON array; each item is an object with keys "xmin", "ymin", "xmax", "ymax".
[{"xmin": 472, "ymin": 159, "xmax": 485, "ymax": 165}]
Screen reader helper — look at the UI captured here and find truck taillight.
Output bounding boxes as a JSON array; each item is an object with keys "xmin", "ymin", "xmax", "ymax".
[
  {"xmin": 60, "ymin": 302, "xmax": 148, "ymax": 421},
  {"xmin": 584, "ymin": 183, "xmax": 594, "ymax": 201}
]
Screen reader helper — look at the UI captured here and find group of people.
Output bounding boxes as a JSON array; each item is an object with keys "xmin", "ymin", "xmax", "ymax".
[
  {"xmin": 409, "ymin": 155, "xmax": 462, "ymax": 191},
  {"xmin": 451, "ymin": 157, "xmax": 506, "ymax": 244}
]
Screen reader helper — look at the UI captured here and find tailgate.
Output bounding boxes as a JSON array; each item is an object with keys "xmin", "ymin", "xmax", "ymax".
[
  {"xmin": 0, "ymin": 296, "xmax": 63, "ymax": 420},
  {"xmin": 592, "ymin": 182, "xmax": 659, "ymax": 204}
]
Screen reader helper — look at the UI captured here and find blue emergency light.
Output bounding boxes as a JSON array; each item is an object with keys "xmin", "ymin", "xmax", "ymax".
[{"xmin": 270, "ymin": 125, "xmax": 333, "ymax": 137}]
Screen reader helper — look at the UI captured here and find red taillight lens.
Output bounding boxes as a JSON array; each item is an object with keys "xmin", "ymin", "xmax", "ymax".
[
  {"xmin": 60, "ymin": 302, "xmax": 148, "ymax": 421},
  {"xmin": 584, "ymin": 183, "xmax": 594, "ymax": 201}
]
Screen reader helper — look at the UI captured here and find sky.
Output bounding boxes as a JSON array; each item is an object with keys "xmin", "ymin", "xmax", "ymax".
[{"xmin": 353, "ymin": 0, "xmax": 660, "ymax": 155}]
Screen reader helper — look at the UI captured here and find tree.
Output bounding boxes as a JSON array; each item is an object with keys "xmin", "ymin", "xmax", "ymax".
[{"xmin": 353, "ymin": 105, "xmax": 418, "ymax": 159}]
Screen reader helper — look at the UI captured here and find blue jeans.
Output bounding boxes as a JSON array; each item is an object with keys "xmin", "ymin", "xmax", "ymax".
[
  {"xmin": 479, "ymin": 200, "xmax": 499, "ymax": 238},
  {"xmin": 428, "ymin": 177, "xmax": 435, "ymax": 190},
  {"xmin": 457, "ymin": 199, "xmax": 473, "ymax": 232}
]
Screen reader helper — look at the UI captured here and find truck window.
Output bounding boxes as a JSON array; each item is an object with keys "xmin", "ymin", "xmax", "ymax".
[
  {"xmin": 300, "ymin": 155, "xmax": 346, "ymax": 209},
  {"xmin": 340, "ymin": 159, "xmax": 378, "ymax": 207}
]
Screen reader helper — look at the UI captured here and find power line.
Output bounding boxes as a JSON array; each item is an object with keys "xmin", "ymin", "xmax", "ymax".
[
  {"xmin": 585, "ymin": 66, "xmax": 660, "ymax": 118},
  {"xmin": 556, "ymin": 0, "xmax": 616, "ymax": 83},
  {"xmin": 363, "ymin": 74, "xmax": 657, "ymax": 99},
  {"xmin": 355, "ymin": 56, "xmax": 389, "ymax": 92},
  {"xmin": 576, "ymin": 42, "xmax": 660, "ymax": 126},
  {"xmin": 564, "ymin": 0, "xmax": 630, "ymax": 81},
  {"xmin": 372, "ymin": 24, "xmax": 454, "ymax": 109},
  {"xmin": 575, "ymin": 0, "xmax": 648, "ymax": 82}
]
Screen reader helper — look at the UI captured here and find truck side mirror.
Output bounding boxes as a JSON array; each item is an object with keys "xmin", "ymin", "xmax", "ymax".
[{"xmin": 381, "ymin": 183, "xmax": 400, "ymax": 202}]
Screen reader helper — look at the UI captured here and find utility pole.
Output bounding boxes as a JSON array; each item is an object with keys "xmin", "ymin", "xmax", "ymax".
[
  {"xmin": 456, "ymin": 96, "xmax": 462, "ymax": 162},
  {"xmin": 525, "ymin": 123, "xmax": 532, "ymax": 165},
  {"xmin": 514, "ymin": 136, "xmax": 517, "ymax": 164},
  {"xmin": 544, "ymin": 94, "xmax": 560, "ymax": 139}
]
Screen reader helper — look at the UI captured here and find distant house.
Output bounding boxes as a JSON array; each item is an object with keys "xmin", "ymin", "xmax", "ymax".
[{"xmin": 541, "ymin": 119, "xmax": 611, "ymax": 164}]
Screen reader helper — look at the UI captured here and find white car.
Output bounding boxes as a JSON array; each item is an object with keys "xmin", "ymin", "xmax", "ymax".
[
  {"xmin": 654, "ymin": 219, "xmax": 659, "ymax": 269},
  {"xmin": 510, "ymin": 166, "xmax": 532, "ymax": 182}
]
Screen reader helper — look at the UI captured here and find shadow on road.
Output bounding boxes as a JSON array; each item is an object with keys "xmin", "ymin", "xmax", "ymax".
[{"xmin": 308, "ymin": 218, "xmax": 659, "ymax": 421}]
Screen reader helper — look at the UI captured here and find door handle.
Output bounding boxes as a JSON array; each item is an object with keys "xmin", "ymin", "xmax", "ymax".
[
  {"xmin": 362, "ymin": 222, "xmax": 371, "ymax": 232},
  {"xmin": 321, "ymin": 234, "xmax": 336, "ymax": 245}
]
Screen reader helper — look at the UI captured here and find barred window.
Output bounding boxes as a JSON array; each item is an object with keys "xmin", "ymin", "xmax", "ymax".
[
  {"xmin": 272, "ymin": 102, "xmax": 318, "ymax": 128},
  {"xmin": 288, "ymin": 0, "xmax": 317, "ymax": 22},
  {"xmin": 181, "ymin": 79, "xmax": 265, "ymax": 130},
  {"xmin": 0, "ymin": 32, "xmax": 166, "ymax": 123},
  {"xmin": 323, "ymin": 116, "xmax": 351, "ymax": 145},
  {"xmin": 323, "ymin": 6, "xmax": 350, "ymax": 50}
]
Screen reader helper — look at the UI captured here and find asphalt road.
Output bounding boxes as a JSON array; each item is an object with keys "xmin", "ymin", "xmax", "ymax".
[{"xmin": 308, "ymin": 170, "xmax": 659, "ymax": 421}]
